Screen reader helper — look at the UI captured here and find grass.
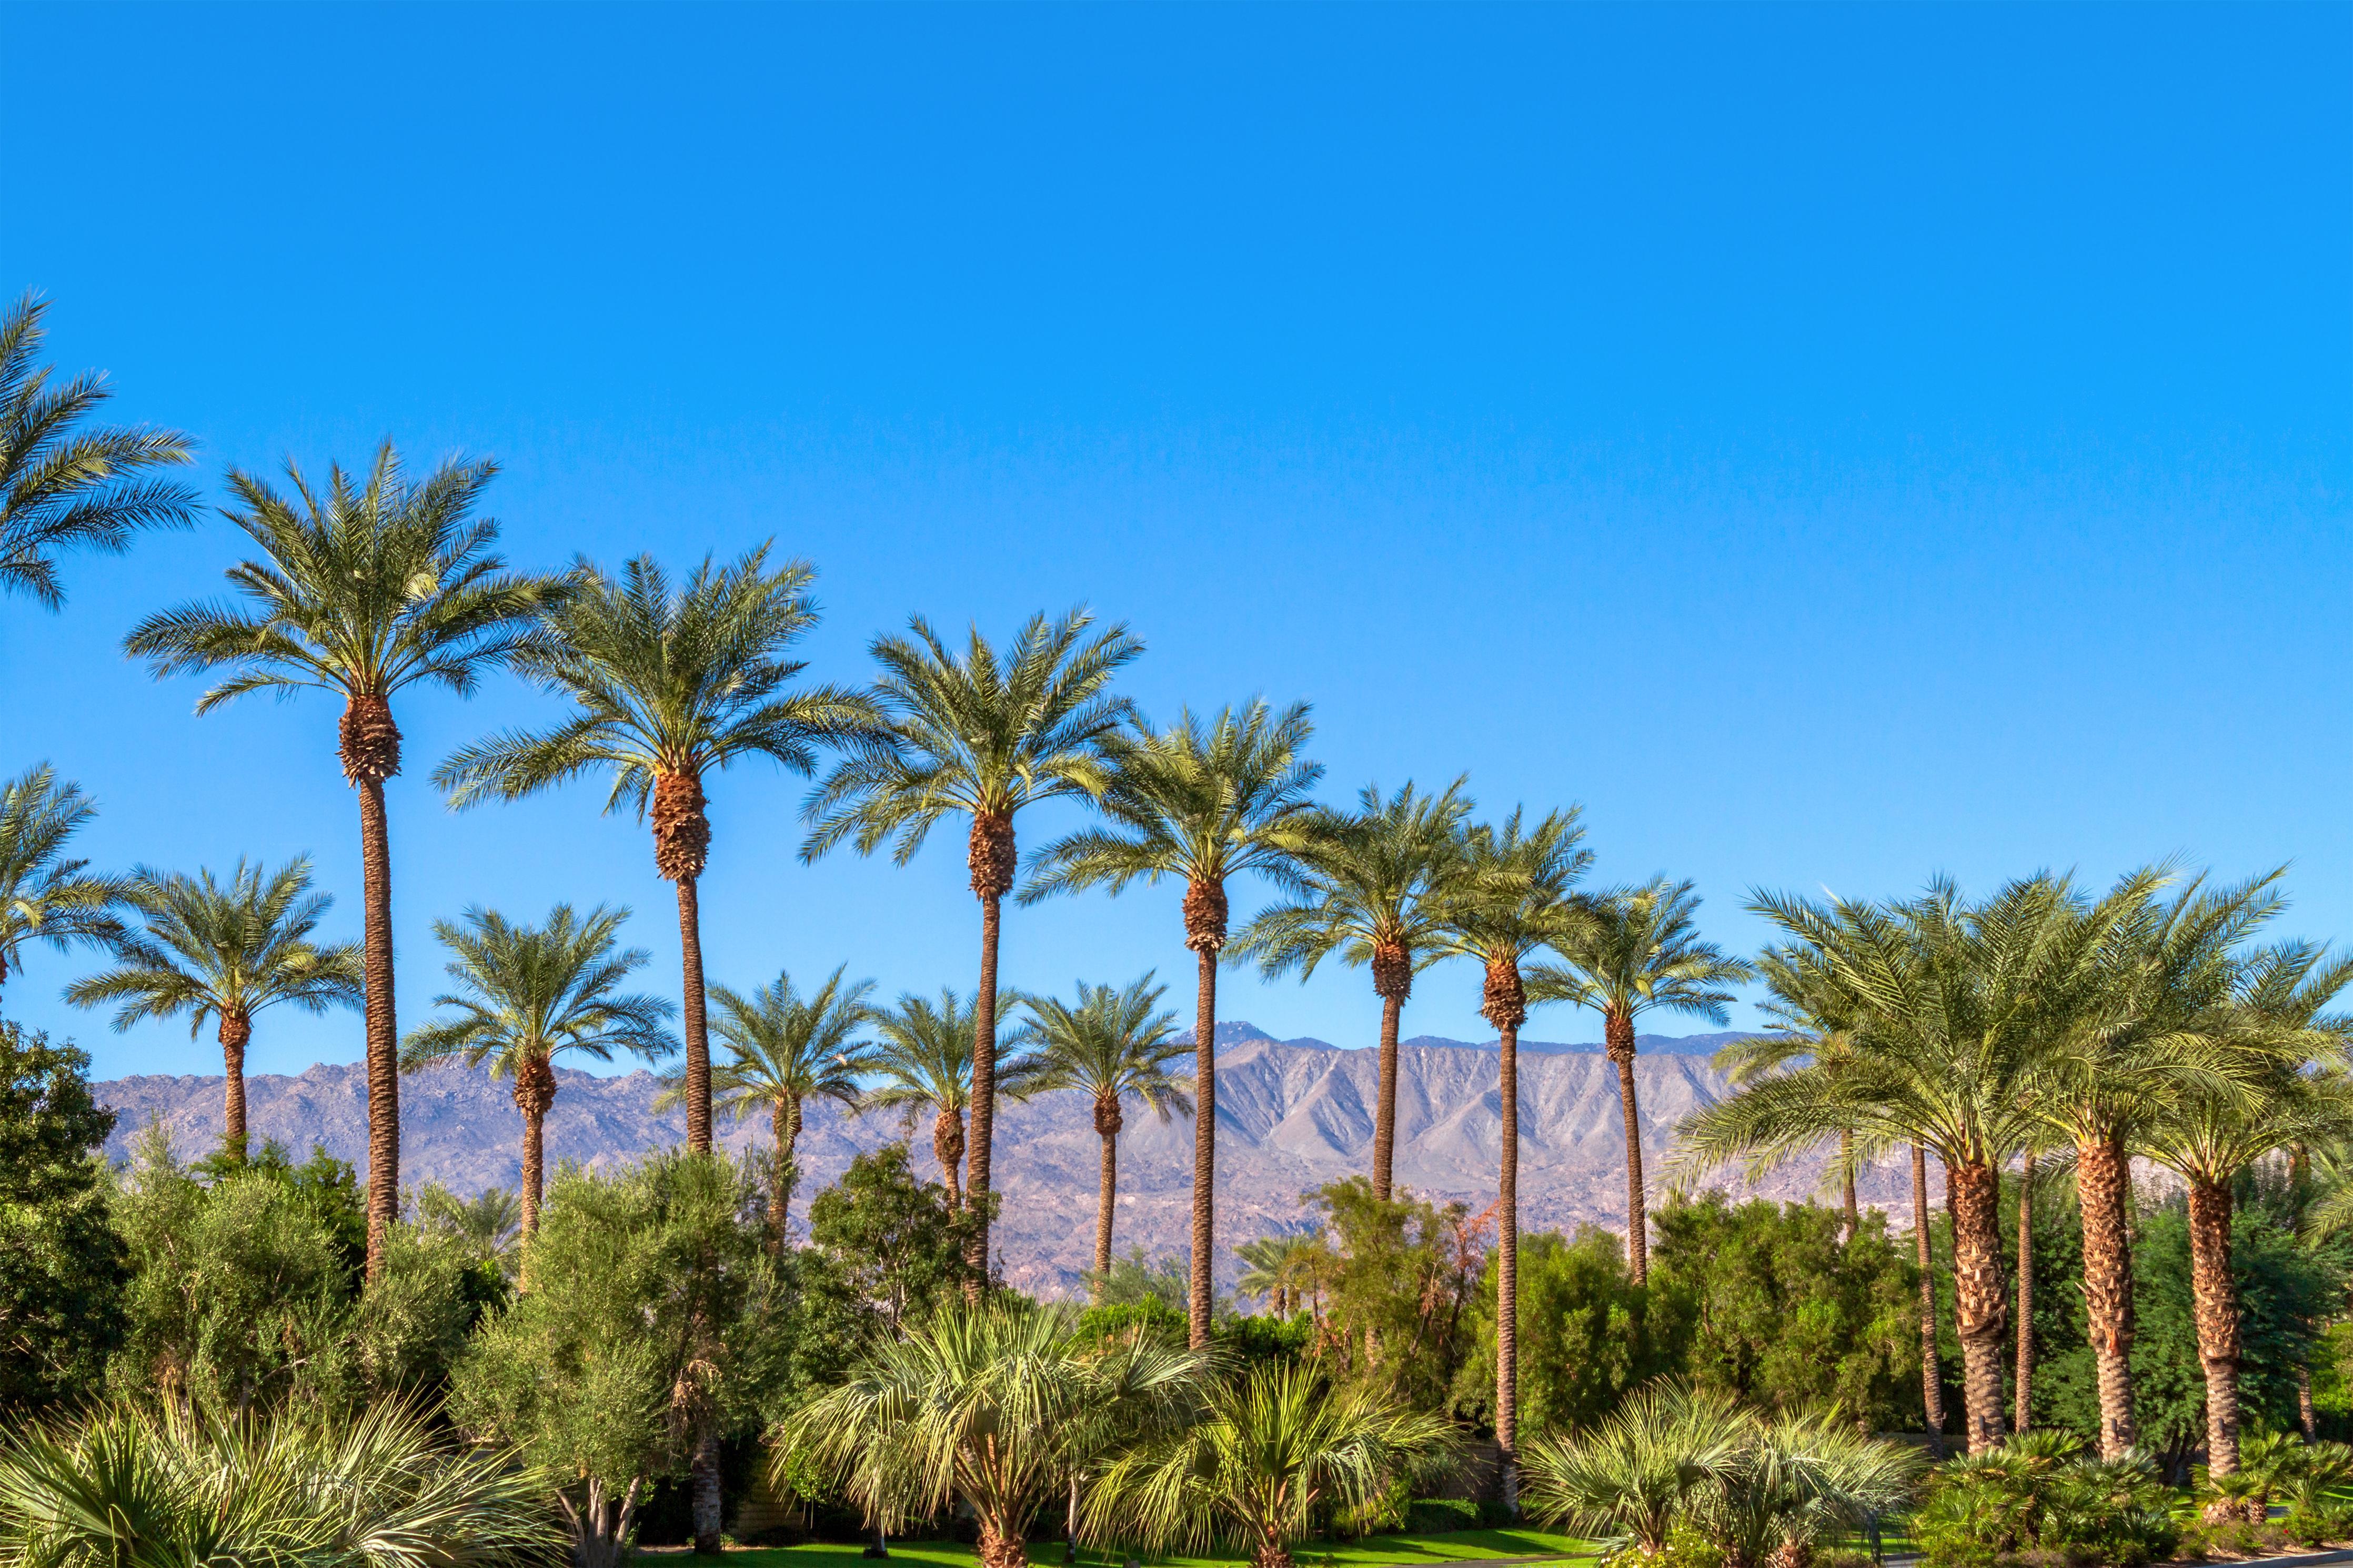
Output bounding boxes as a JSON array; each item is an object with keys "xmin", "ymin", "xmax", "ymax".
[{"xmin": 646, "ymin": 1528, "xmax": 1595, "ymax": 1568}]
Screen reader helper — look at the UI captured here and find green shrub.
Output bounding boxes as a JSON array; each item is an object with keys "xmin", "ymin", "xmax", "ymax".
[{"xmin": 1915, "ymin": 1434, "xmax": 2176, "ymax": 1568}]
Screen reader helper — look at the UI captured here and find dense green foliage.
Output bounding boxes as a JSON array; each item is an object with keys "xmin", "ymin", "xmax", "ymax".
[
  {"xmin": 1912, "ymin": 1433, "xmax": 2177, "ymax": 1568},
  {"xmin": 0, "ymin": 1024, "xmax": 127, "ymax": 1411}
]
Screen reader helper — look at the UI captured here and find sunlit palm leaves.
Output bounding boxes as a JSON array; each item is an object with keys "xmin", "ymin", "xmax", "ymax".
[
  {"xmin": 860, "ymin": 987, "xmax": 1034, "ymax": 1209},
  {"xmin": 0, "ymin": 764, "xmax": 128, "ymax": 1000}
]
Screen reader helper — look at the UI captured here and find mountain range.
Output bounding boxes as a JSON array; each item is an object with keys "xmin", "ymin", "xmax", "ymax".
[{"xmin": 93, "ymin": 1023, "xmax": 1908, "ymax": 1299}]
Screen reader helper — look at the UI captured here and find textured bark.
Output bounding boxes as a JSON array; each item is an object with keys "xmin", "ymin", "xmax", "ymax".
[
  {"xmin": 675, "ymin": 875, "xmax": 711, "ymax": 1152},
  {"xmin": 513, "ymin": 1051, "xmax": 558, "ymax": 1236},
  {"xmin": 1947, "ymin": 1158, "xmax": 2010, "ymax": 1453},
  {"xmin": 976, "ymin": 1520, "xmax": 1025, "ymax": 1568},
  {"xmin": 1252, "ymin": 1546, "xmax": 1296, "ymax": 1568},
  {"xmin": 1604, "ymin": 1008, "xmax": 1647, "ymax": 1284},
  {"xmin": 1914, "ymin": 1144, "xmax": 1948, "ymax": 1455},
  {"xmin": 934, "ymin": 1106, "xmax": 966, "ymax": 1211},
  {"xmin": 2188, "ymin": 1176, "xmax": 2243, "ymax": 1475},
  {"xmin": 2076, "ymin": 1130, "xmax": 2137, "ymax": 1457},
  {"xmin": 1840, "ymin": 1129, "xmax": 1859, "ymax": 1245},
  {"xmin": 2302, "ymin": 1361, "xmax": 2319, "ymax": 1441},
  {"xmin": 1187, "ymin": 879, "xmax": 1227, "ymax": 1351},
  {"xmin": 1485, "ymin": 956, "xmax": 1526, "ymax": 1513},
  {"xmin": 967, "ymin": 812, "xmax": 1014, "ymax": 1299},
  {"xmin": 1370, "ymin": 943, "xmax": 1410, "ymax": 1201},
  {"xmin": 1094, "ymin": 1089, "xmax": 1123, "ymax": 1292},
  {"xmin": 770, "ymin": 1096, "xmax": 800, "ymax": 1255},
  {"xmin": 690, "ymin": 1423, "xmax": 722, "ymax": 1554},
  {"xmin": 355, "ymin": 767, "xmax": 399, "ymax": 1280},
  {"xmin": 651, "ymin": 770, "xmax": 712, "ymax": 881},
  {"xmin": 2015, "ymin": 1177, "xmax": 2033, "ymax": 1433},
  {"xmin": 218, "ymin": 1010, "xmax": 252, "ymax": 1164}
]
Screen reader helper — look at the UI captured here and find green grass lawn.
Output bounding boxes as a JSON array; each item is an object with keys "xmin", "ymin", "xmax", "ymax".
[{"xmin": 644, "ymin": 1527, "xmax": 1594, "ymax": 1568}]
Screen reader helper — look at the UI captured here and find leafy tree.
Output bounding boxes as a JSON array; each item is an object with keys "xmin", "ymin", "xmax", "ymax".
[
  {"xmin": 1089, "ymin": 1246, "xmax": 1193, "ymax": 1315},
  {"xmin": 403, "ymin": 904, "xmax": 676, "ymax": 1236},
  {"xmin": 68, "ymin": 856, "xmax": 361, "ymax": 1163},
  {"xmin": 0, "ymin": 1023, "xmax": 126, "ymax": 1412},
  {"xmin": 1014, "ymin": 974, "xmax": 1192, "ymax": 1289},
  {"xmin": 128, "ymin": 445, "xmax": 560, "ymax": 1274},
  {"xmin": 1526, "ymin": 879, "xmax": 1751, "ymax": 1283},
  {"xmin": 0, "ymin": 291, "xmax": 198, "ymax": 610},
  {"xmin": 435, "ymin": 548, "xmax": 870, "ymax": 1155},
  {"xmin": 449, "ymin": 1152, "xmax": 788, "ymax": 1568},
  {"xmin": 1308, "ymin": 1177, "xmax": 1486, "ymax": 1417},
  {"xmin": 804, "ymin": 608, "xmax": 1141, "ymax": 1294},
  {"xmin": 858, "ymin": 988, "xmax": 1030, "ymax": 1211},
  {"xmin": 1024, "ymin": 699, "xmax": 1322, "ymax": 1347},
  {"xmin": 1234, "ymin": 777, "xmax": 1474, "ymax": 1200},
  {"xmin": 0, "ymin": 764, "xmax": 127, "ymax": 1007},
  {"xmin": 803, "ymin": 1145, "xmax": 984, "ymax": 1336},
  {"xmin": 1453, "ymin": 1227, "xmax": 1664, "ymax": 1439}
]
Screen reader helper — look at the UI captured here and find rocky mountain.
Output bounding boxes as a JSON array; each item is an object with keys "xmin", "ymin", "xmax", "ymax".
[{"xmin": 94, "ymin": 1023, "xmax": 1906, "ymax": 1299}]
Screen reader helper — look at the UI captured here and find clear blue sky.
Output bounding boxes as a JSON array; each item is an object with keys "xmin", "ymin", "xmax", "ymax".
[{"xmin": 5, "ymin": 3, "xmax": 2348, "ymax": 1082}]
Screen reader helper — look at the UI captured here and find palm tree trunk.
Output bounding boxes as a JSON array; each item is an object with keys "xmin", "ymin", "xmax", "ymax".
[
  {"xmin": 2015, "ymin": 1175, "xmax": 2033, "ymax": 1433},
  {"xmin": 357, "ymin": 773, "xmax": 399, "ymax": 1279},
  {"xmin": 1095, "ymin": 1129, "xmax": 1118, "ymax": 1295},
  {"xmin": 1840, "ymin": 1129, "xmax": 1859, "ymax": 1245},
  {"xmin": 1914, "ymin": 1144, "xmax": 1947, "ymax": 1454},
  {"xmin": 219, "ymin": 1009, "xmax": 252, "ymax": 1164},
  {"xmin": 1188, "ymin": 938, "xmax": 1218, "ymax": 1349},
  {"xmin": 1496, "ymin": 1010, "xmax": 1522, "ymax": 1513},
  {"xmin": 1372, "ymin": 989, "xmax": 1404, "ymax": 1200},
  {"xmin": 2077, "ymin": 1129, "xmax": 2138, "ymax": 1457},
  {"xmin": 967, "ymin": 880, "xmax": 1004, "ymax": 1299},
  {"xmin": 2187, "ymin": 1176, "xmax": 2244, "ymax": 1476},
  {"xmin": 934, "ymin": 1108, "xmax": 966, "ymax": 1211},
  {"xmin": 691, "ymin": 1424, "xmax": 723, "ymax": 1554},
  {"xmin": 675, "ymin": 875, "xmax": 711, "ymax": 1154},
  {"xmin": 522, "ymin": 1106, "xmax": 546, "ymax": 1237},
  {"xmin": 2301, "ymin": 1362, "xmax": 2319, "ymax": 1441},
  {"xmin": 1604, "ymin": 1008, "xmax": 1647, "ymax": 1284},
  {"xmin": 769, "ymin": 1097, "xmax": 796, "ymax": 1256},
  {"xmin": 1947, "ymin": 1157, "xmax": 2010, "ymax": 1453}
]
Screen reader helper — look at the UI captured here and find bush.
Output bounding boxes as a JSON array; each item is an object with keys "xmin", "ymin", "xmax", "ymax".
[
  {"xmin": 1404, "ymin": 1497, "xmax": 1480, "ymax": 1533},
  {"xmin": 1914, "ymin": 1434, "xmax": 2177, "ymax": 1568}
]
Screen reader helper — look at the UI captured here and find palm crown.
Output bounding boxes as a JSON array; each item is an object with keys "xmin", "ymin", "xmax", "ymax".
[
  {"xmin": 0, "ymin": 291, "xmax": 198, "ymax": 610},
  {"xmin": 1527, "ymin": 879, "xmax": 1753, "ymax": 1045},
  {"xmin": 1429, "ymin": 806, "xmax": 1594, "ymax": 1029},
  {"xmin": 695, "ymin": 965, "xmax": 877, "ymax": 1126},
  {"xmin": 1013, "ymin": 975, "xmax": 1193, "ymax": 1128},
  {"xmin": 861, "ymin": 988, "xmax": 1036, "ymax": 1203},
  {"xmin": 403, "ymin": 904, "xmax": 678, "ymax": 1080},
  {"xmin": 0, "ymin": 763, "xmax": 127, "ymax": 995}
]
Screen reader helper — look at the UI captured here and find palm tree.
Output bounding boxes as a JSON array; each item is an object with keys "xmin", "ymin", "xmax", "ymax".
[
  {"xmin": 1233, "ymin": 778, "xmax": 1473, "ymax": 1200},
  {"xmin": 401, "ymin": 904, "xmax": 677, "ymax": 1237},
  {"xmin": 435, "ymin": 548, "xmax": 872, "ymax": 1156},
  {"xmin": 0, "ymin": 764, "xmax": 127, "ymax": 1006},
  {"xmin": 1013, "ymin": 975, "xmax": 1193, "ymax": 1292},
  {"xmin": 675, "ymin": 965, "xmax": 875, "ymax": 1253},
  {"xmin": 415, "ymin": 1181, "xmax": 524, "ymax": 1262},
  {"xmin": 127, "ymin": 444, "xmax": 557, "ymax": 1275},
  {"xmin": 1428, "ymin": 806, "xmax": 1592, "ymax": 1507},
  {"xmin": 1234, "ymin": 1231, "xmax": 1328, "ymax": 1320},
  {"xmin": 1527, "ymin": 878, "xmax": 1751, "ymax": 1283},
  {"xmin": 2137, "ymin": 941, "xmax": 2353, "ymax": 1480},
  {"xmin": 803, "ymin": 610, "xmax": 1139, "ymax": 1293},
  {"xmin": 1087, "ymin": 1363, "xmax": 1459, "ymax": 1568},
  {"xmin": 0, "ymin": 292, "xmax": 198, "ymax": 610},
  {"xmin": 786, "ymin": 1303, "xmax": 1205, "ymax": 1568},
  {"xmin": 1520, "ymin": 1382, "xmax": 1749, "ymax": 1557},
  {"xmin": 65, "ymin": 856, "xmax": 361, "ymax": 1163},
  {"xmin": 1023, "ymin": 700, "xmax": 1323, "ymax": 1347},
  {"xmin": 860, "ymin": 987, "xmax": 1032, "ymax": 1211},
  {"xmin": 1673, "ymin": 872, "xmax": 2151, "ymax": 1453}
]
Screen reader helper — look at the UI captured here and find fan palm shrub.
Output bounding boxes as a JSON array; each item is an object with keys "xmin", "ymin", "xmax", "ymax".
[
  {"xmin": 435, "ymin": 547, "xmax": 872, "ymax": 1155},
  {"xmin": 1913, "ymin": 1433, "xmax": 2177, "ymax": 1568},
  {"xmin": 786, "ymin": 1302, "xmax": 1205, "ymax": 1568},
  {"xmin": 1527, "ymin": 878, "xmax": 1751, "ymax": 1283},
  {"xmin": 1234, "ymin": 777, "xmax": 1474, "ymax": 1200},
  {"xmin": 1087, "ymin": 1362, "xmax": 1459, "ymax": 1568},
  {"xmin": 805, "ymin": 607, "xmax": 1140, "ymax": 1291},
  {"xmin": 401, "ymin": 904, "xmax": 677, "ymax": 1237},
  {"xmin": 0, "ymin": 764, "xmax": 128, "ymax": 1005},
  {"xmin": 0, "ymin": 291, "xmax": 198, "ymax": 610},
  {"xmin": 1234, "ymin": 1231, "xmax": 1329, "ymax": 1320},
  {"xmin": 67, "ymin": 856, "xmax": 361, "ymax": 1164},
  {"xmin": 415, "ymin": 1181, "xmax": 523, "ymax": 1263},
  {"xmin": 860, "ymin": 987, "xmax": 1032, "ymax": 1211},
  {"xmin": 0, "ymin": 1398, "xmax": 555, "ymax": 1568},
  {"xmin": 1024, "ymin": 699, "xmax": 1322, "ymax": 1346},
  {"xmin": 128, "ymin": 445, "xmax": 559, "ymax": 1273},
  {"xmin": 1519, "ymin": 1381, "xmax": 1748, "ymax": 1558},
  {"xmin": 1014, "ymin": 975, "xmax": 1192, "ymax": 1290},
  {"xmin": 1427, "ymin": 806, "xmax": 1591, "ymax": 1501}
]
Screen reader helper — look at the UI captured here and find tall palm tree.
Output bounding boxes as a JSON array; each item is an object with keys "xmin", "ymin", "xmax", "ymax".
[
  {"xmin": 1233, "ymin": 778, "xmax": 1474, "ymax": 1200},
  {"xmin": 1527, "ymin": 878, "xmax": 1751, "ymax": 1283},
  {"xmin": 401, "ymin": 904, "xmax": 677, "ymax": 1236},
  {"xmin": 1673, "ymin": 872, "xmax": 2151, "ymax": 1454},
  {"xmin": 1012, "ymin": 974, "xmax": 1193, "ymax": 1292},
  {"xmin": 0, "ymin": 764, "xmax": 127, "ymax": 1006},
  {"xmin": 1023, "ymin": 700, "xmax": 1323, "ymax": 1348},
  {"xmin": 66, "ymin": 856, "xmax": 361, "ymax": 1162},
  {"xmin": 1428, "ymin": 806, "xmax": 1592, "ymax": 1509},
  {"xmin": 2137, "ymin": 941, "xmax": 2353, "ymax": 1480},
  {"xmin": 802, "ymin": 608, "xmax": 1141, "ymax": 1290},
  {"xmin": 435, "ymin": 548, "xmax": 872, "ymax": 1154},
  {"xmin": 0, "ymin": 292, "xmax": 198, "ymax": 610},
  {"xmin": 126, "ymin": 446, "xmax": 556, "ymax": 1274},
  {"xmin": 671, "ymin": 965, "xmax": 875, "ymax": 1253},
  {"xmin": 860, "ymin": 987, "xmax": 1033, "ymax": 1211}
]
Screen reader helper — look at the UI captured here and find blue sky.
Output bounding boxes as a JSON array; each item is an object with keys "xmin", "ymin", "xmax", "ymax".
[{"xmin": 4, "ymin": 3, "xmax": 2348, "ymax": 1082}]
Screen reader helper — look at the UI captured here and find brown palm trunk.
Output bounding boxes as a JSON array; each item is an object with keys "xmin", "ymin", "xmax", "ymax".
[
  {"xmin": 1947, "ymin": 1157, "xmax": 2010, "ymax": 1453},
  {"xmin": 2015, "ymin": 1175, "xmax": 2033, "ymax": 1433},
  {"xmin": 675, "ymin": 877, "xmax": 711, "ymax": 1153},
  {"xmin": 356, "ymin": 773, "xmax": 399, "ymax": 1278},
  {"xmin": 1914, "ymin": 1144, "xmax": 1947, "ymax": 1453},
  {"xmin": 2187, "ymin": 1176, "xmax": 2244, "ymax": 1475},
  {"xmin": 934, "ymin": 1107, "xmax": 966, "ymax": 1211},
  {"xmin": 1184, "ymin": 877, "xmax": 1228, "ymax": 1350},
  {"xmin": 1371, "ymin": 946, "xmax": 1410, "ymax": 1201},
  {"xmin": 690, "ymin": 1424, "xmax": 723, "ymax": 1554},
  {"xmin": 514, "ymin": 1051, "xmax": 558, "ymax": 1238},
  {"xmin": 2077, "ymin": 1129, "xmax": 2138, "ymax": 1457},
  {"xmin": 219, "ymin": 1010, "xmax": 252, "ymax": 1164},
  {"xmin": 770, "ymin": 1096, "xmax": 800, "ymax": 1256},
  {"xmin": 2301, "ymin": 1362, "xmax": 2319, "ymax": 1441},
  {"xmin": 1841, "ymin": 1129, "xmax": 1859, "ymax": 1245},
  {"xmin": 1485, "ymin": 956, "xmax": 1526, "ymax": 1513},
  {"xmin": 1605, "ymin": 1008, "xmax": 1647, "ymax": 1283},
  {"xmin": 966, "ymin": 812, "xmax": 1015, "ymax": 1300},
  {"xmin": 976, "ymin": 1519, "xmax": 1024, "ymax": 1568},
  {"xmin": 1096, "ymin": 1130, "xmax": 1119, "ymax": 1294}
]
